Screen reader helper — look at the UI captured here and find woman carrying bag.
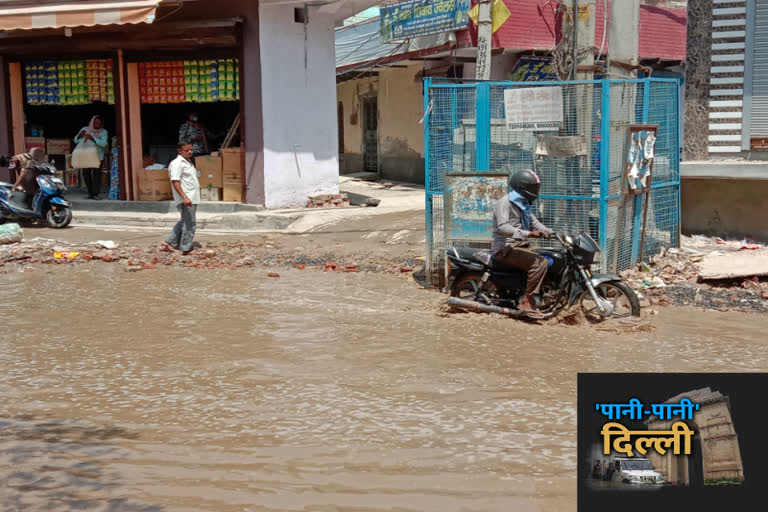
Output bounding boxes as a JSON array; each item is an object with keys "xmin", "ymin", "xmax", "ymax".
[{"xmin": 73, "ymin": 115, "xmax": 108, "ymax": 200}]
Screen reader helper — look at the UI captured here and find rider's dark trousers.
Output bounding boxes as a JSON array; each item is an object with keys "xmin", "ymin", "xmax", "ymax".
[{"xmin": 494, "ymin": 242, "xmax": 548, "ymax": 297}]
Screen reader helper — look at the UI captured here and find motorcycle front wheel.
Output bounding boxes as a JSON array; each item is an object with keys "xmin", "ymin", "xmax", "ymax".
[
  {"xmin": 46, "ymin": 206, "xmax": 72, "ymax": 228},
  {"xmin": 580, "ymin": 281, "xmax": 640, "ymax": 322}
]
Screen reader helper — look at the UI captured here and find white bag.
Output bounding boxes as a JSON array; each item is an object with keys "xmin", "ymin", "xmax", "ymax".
[{"xmin": 71, "ymin": 139, "xmax": 101, "ymax": 169}]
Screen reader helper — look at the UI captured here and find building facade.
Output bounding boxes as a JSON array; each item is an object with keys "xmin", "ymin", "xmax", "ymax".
[
  {"xmin": 336, "ymin": 0, "xmax": 687, "ymax": 184},
  {"xmin": 0, "ymin": 0, "xmax": 379, "ymax": 208}
]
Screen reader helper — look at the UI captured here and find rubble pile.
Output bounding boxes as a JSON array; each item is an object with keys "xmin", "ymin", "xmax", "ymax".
[
  {"xmin": 306, "ymin": 193, "xmax": 350, "ymax": 208},
  {"xmin": 0, "ymin": 237, "xmax": 421, "ymax": 277},
  {"xmin": 620, "ymin": 235, "xmax": 768, "ymax": 313}
]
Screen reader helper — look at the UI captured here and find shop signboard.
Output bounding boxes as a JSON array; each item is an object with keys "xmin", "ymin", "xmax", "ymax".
[
  {"xmin": 380, "ymin": 0, "xmax": 471, "ymax": 43},
  {"xmin": 507, "ymin": 55, "xmax": 558, "ymax": 82}
]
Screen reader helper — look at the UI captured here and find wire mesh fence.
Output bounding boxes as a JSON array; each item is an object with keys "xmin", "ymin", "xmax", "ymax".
[{"xmin": 424, "ymin": 77, "xmax": 680, "ymax": 288}]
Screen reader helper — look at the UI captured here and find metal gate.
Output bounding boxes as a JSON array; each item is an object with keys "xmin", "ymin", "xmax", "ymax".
[{"xmin": 424, "ymin": 77, "xmax": 681, "ymax": 287}]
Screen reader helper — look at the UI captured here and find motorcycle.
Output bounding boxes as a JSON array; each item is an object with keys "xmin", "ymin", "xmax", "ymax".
[
  {"xmin": 444, "ymin": 232, "xmax": 640, "ymax": 321},
  {"xmin": 0, "ymin": 162, "xmax": 72, "ymax": 228}
]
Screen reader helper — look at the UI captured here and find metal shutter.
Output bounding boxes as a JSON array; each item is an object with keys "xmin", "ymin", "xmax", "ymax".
[{"xmin": 751, "ymin": 1, "xmax": 768, "ymax": 136}]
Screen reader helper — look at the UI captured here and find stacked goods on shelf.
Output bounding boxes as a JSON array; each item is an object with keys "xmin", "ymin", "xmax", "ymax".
[
  {"xmin": 139, "ymin": 61, "xmax": 186, "ymax": 104},
  {"xmin": 184, "ymin": 59, "xmax": 238, "ymax": 103},
  {"xmin": 25, "ymin": 61, "xmax": 60, "ymax": 105},
  {"xmin": 218, "ymin": 58, "xmax": 239, "ymax": 101},
  {"xmin": 86, "ymin": 59, "xmax": 114, "ymax": 104},
  {"xmin": 26, "ymin": 60, "xmax": 113, "ymax": 106},
  {"xmin": 57, "ymin": 61, "xmax": 88, "ymax": 105}
]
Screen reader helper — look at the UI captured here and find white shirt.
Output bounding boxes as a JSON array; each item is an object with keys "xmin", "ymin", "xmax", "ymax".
[{"xmin": 168, "ymin": 154, "xmax": 200, "ymax": 205}]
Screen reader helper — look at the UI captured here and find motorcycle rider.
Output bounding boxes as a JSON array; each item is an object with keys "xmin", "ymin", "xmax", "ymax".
[
  {"xmin": 10, "ymin": 148, "xmax": 47, "ymax": 208},
  {"xmin": 491, "ymin": 169, "xmax": 554, "ymax": 318}
]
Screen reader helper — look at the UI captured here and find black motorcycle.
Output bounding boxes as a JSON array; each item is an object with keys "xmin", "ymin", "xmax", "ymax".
[{"xmin": 445, "ymin": 232, "xmax": 640, "ymax": 321}]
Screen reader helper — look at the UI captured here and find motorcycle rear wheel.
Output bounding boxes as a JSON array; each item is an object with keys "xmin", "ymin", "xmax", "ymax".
[
  {"xmin": 450, "ymin": 272, "xmax": 501, "ymax": 305},
  {"xmin": 46, "ymin": 206, "xmax": 72, "ymax": 228},
  {"xmin": 580, "ymin": 281, "xmax": 640, "ymax": 322}
]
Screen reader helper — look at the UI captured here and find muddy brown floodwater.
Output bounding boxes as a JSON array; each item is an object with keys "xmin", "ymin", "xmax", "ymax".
[{"xmin": 2, "ymin": 265, "xmax": 768, "ymax": 512}]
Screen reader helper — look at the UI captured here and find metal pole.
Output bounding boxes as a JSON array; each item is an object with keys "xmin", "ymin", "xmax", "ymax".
[
  {"xmin": 572, "ymin": 2, "xmax": 595, "ymax": 236},
  {"xmin": 475, "ymin": 0, "xmax": 492, "ymax": 80},
  {"xmin": 606, "ymin": 0, "xmax": 640, "ymax": 268}
]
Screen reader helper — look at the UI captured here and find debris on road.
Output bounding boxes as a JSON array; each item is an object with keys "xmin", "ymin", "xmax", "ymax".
[
  {"xmin": 621, "ymin": 235, "xmax": 768, "ymax": 312},
  {"xmin": 0, "ymin": 237, "xmax": 421, "ymax": 279}
]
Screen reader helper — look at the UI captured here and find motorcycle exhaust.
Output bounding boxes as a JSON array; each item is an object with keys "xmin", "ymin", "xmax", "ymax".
[{"xmin": 446, "ymin": 297, "xmax": 529, "ymax": 318}]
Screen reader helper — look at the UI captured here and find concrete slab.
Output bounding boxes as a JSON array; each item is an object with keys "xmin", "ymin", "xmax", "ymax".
[
  {"xmin": 698, "ymin": 250, "xmax": 768, "ymax": 280},
  {"xmin": 681, "ymin": 161, "xmax": 768, "ymax": 180}
]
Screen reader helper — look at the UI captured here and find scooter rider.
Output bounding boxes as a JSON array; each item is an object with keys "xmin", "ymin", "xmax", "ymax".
[{"xmin": 491, "ymin": 169, "xmax": 553, "ymax": 318}]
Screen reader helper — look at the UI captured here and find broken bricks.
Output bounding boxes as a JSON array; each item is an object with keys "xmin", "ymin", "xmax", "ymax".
[{"xmin": 306, "ymin": 193, "xmax": 350, "ymax": 208}]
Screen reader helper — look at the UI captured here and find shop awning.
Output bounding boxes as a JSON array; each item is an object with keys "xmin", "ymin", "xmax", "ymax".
[{"xmin": 0, "ymin": 1, "xmax": 160, "ymax": 31}]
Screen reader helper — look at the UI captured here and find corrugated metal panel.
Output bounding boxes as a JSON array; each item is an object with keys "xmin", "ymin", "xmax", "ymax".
[{"xmin": 751, "ymin": 2, "xmax": 768, "ymax": 136}]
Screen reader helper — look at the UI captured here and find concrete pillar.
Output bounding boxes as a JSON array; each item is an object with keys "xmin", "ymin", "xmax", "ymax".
[{"xmin": 241, "ymin": 3, "xmax": 265, "ymax": 206}]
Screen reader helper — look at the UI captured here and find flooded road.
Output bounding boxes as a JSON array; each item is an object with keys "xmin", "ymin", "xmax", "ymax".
[{"xmin": 3, "ymin": 265, "xmax": 768, "ymax": 511}]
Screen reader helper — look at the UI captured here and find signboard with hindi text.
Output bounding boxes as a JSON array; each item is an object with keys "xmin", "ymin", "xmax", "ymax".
[
  {"xmin": 380, "ymin": 0, "xmax": 471, "ymax": 43},
  {"xmin": 503, "ymin": 86, "xmax": 563, "ymax": 132}
]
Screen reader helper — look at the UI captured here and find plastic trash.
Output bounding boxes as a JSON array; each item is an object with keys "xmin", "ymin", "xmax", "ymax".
[
  {"xmin": 53, "ymin": 251, "xmax": 80, "ymax": 259},
  {"xmin": 91, "ymin": 240, "xmax": 118, "ymax": 249},
  {"xmin": 740, "ymin": 236, "xmax": 759, "ymax": 250},
  {"xmin": 0, "ymin": 223, "xmax": 22, "ymax": 244}
]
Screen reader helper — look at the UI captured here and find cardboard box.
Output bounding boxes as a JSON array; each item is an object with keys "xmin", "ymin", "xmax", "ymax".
[
  {"xmin": 137, "ymin": 168, "xmax": 173, "ymax": 201},
  {"xmin": 195, "ymin": 155, "xmax": 222, "ymax": 188},
  {"xmin": 25, "ymin": 137, "xmax": 45, "ymax": 152},
  {"xmin": 46, "ymin": 138, "xmax": 71, "ymax": 155},
  {"xmin": 221, "ymin": 147, "xmax": 242, "ymax": 182},
  {"xmin": 200, "ymin": 187, "xmax": 221, "ymax": 201},
  {"xmin": 222, "ymin": 181, "xmax": 241, "ymax": 202}
]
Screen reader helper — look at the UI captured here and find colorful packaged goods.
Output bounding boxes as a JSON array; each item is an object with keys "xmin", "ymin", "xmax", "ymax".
[
  {"xmin": 24, "ymin": 61, "xmax": 60, "ymax": 106},
  {"xmin": 139, "ymin": 60, "xmax": 186, "ymax": 104},
  {"xmin": 85, "ymin": 59, "xmax": 114, "ymax": 104}
]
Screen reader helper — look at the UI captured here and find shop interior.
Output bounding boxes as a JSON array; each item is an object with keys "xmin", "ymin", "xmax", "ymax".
[
  {"xmin": 141, "ymin": 102, "xmax": 240, "ymax": 167},
  {"xmin": 24, "ymin": 103, "xmax": 116, "ymax": 172},
  {"xmin": 16, "ymin": 54, "xmax": 242, "ymax": 201}
]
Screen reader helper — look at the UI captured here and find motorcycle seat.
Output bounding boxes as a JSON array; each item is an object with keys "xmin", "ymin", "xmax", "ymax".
[
  {"xmin": 0, "ymin": 182, "xmax": 13, "ymax": 188},
  {"xmin": 6, "ymin": 191, "xmax": 33, "ymax": 212},
  {"xmin": 451, "ymin": 246, "xmax": 492, "ymax": 265}
]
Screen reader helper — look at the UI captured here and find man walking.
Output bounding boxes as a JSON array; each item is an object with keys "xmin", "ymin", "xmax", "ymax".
[{"xmin": 163, "ymin": 141, "xmax": 200, "ymax": 254}]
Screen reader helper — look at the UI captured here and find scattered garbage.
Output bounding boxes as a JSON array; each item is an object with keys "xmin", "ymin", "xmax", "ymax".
[
  {"xmin": 621, "ymin": 234, "xmax": 768, "ymax": 313},
  {"xmin": 0, "ymin": 238, "xmax": 421, "ymax": 279},
  {"xmin": 90, "ymin": 240, "xmax": 118, "ymax": 249},
  {"xmin": 53, "ymin": 251, "xmax": 80, "ymax": 259},
  {"xmin": 0, "ymin": 223, "xmax": 22, "ymax": 245}
]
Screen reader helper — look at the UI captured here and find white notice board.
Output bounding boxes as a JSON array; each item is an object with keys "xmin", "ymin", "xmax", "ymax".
[{"xmin": 504, "ymin": 86, "xmax": 563, "ymax": 131}]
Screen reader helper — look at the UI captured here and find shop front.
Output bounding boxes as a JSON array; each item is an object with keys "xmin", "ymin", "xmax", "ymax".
[
  {"xmin": 0, "ymin": 0, "xmax": 382, "ymax": 209},
  {"xmin": 0, "ymin": 3, "xmax": 245, "ymax": 203}
]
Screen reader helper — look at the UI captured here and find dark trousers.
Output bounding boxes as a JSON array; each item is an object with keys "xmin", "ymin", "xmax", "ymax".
[
  {"xmin": 495, "ymin": 243, "xmax": 549, "ymax": 296},
  {"xmin": 82, "ymin": 168, "xmax": 101, "ymax": 198}
]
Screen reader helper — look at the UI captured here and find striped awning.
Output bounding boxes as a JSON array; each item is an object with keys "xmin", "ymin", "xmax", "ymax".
[{"xmin": 0, "ymin": 1, "xmax": 160, "ymax": 31}]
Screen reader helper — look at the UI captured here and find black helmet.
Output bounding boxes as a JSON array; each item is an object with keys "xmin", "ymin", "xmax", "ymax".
[{"xmin": 509, "ymin": 169, "xmax": 541, "ymax": 203}]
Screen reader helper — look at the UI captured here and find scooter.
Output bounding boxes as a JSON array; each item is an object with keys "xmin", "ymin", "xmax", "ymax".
[{"xmin": 0, "ymin": 162, "xmax": 72, "ymax": 228}]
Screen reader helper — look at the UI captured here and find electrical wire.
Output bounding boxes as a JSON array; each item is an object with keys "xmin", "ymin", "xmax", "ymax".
[
  {"xmin": 595, "ymin": 0, "xmax": 608, "ymax": 65},
  {"xmin": 154, "ymin": 0, "xmax": 184, "ymax": 24},
  {"xmin": 336, "ymin": 39, "xmax": 409, "ymax": 79},
  {"xmin": 335, "ymin": 23, "xmax": 382, "ymax": 66}
]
